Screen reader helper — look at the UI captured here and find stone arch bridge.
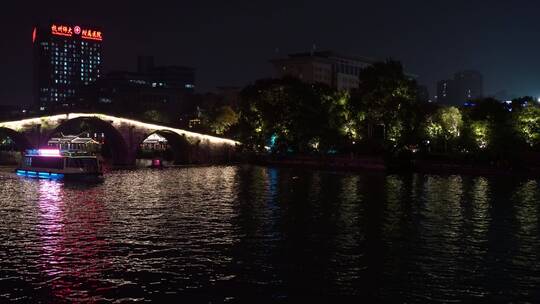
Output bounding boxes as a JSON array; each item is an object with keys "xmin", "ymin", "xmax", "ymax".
[{"xmin": 0, "ymin": 113, "xmax": 239, "ymax": 166}]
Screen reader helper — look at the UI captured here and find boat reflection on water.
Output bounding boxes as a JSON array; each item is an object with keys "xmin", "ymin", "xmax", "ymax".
[
  {"xmin": 36, "ymin": 179, "xmax": 112, "ymax": 301},
  {"xmin": 3, "ymin": 166, "xmax": 540, "ymax": 302}
]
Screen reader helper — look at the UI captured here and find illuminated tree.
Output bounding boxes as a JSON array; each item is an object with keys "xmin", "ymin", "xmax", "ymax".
[
  {"xmin": 209, "ymin": 106, "xmax": 239, "ymax": 135},
  {"xmin": 422, "ymin": 106, "xmax": 462, "ymax": 152},
  {"xmin": 238, "ymin": 77, "xmax": 301, "ymax": 152},
  {"xmin": 349, "ymin": 59, "xmax": 418, "ymax": 147},
  {"xmin": 424, "ymin": 119, "xmax": 443, "ymax": 140},
  {"xmin": 514, "ymin": 105, "xmax": 540, "ymax": 147},
  {"xmin": 470, "ymin": 120, "xmax": 490, "ymax": 149},
  {"xmin": 238, "ymin": 77, "xmax": 350, "ymax": 153},
  {"xmin": 439, "ymin": 106, "xmax": 463, "ymax": 141},
  {"xmin": 460, "ymin": 97, "xmax": 523, "ymax": 160}
]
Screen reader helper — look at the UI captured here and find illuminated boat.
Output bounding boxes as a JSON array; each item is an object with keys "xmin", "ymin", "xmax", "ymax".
[{"xmin": 16, "ymin": 149, "xmax": 103, "ymax": 181}]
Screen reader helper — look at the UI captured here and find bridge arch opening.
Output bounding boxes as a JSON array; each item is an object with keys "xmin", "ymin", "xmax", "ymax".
[
  {"xmin": 0, "ymin": 127, "xmax": 33, "ymax": 165},
  {"xmin": 46, "ymin": 117, "xmax": 129, "ymax": 165},
  {"xmin": 137, "ymin": 130, "xmax": 192, "ymax": 165},
  {"xmin": 0, "ymin": 127, "xmax": 33, "ymax": 151}
]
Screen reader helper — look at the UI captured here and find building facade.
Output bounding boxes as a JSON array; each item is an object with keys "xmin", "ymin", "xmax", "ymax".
[
  {"xmin": 270, "ymin": 51, "xmax": 376, "ymax": 91},
  {"xmin": 48, "ymin": 133, "xmax": 102, "ymax": 152},
  {"xmin": 436, "ymin": 70, "xmax": 483, "ymax": 105},
  {"xmin": 73, "ymin": 56, "xmax": 195, "ymax": 121},
  {"xmin": 454, "ymin": 70, "xmax": 483, "ymax": 102},
  {"xmin": 140, "ymin": 133, "xmax": 169, "ymax": 151},
  {"xmin": 436, "ymin": 79, "xmax": 454, "ymax": 105},
  {"xmin": 33, "ymin": 22, "xmax": 103, "ymax": 111}
]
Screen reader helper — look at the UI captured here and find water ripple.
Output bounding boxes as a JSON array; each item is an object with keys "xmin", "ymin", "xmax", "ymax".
[{"xmin": 1, "ymin": 166, "xmax": 540, "ymax": 301}]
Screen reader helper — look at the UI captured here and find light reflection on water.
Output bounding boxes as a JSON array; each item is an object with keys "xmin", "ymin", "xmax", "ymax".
[
  {"xmin": 36, "ymin": 180, "xmax": 113, "ymax": 301},
  {"xmin": 0, "ymin": 166, "xmax": 540, "ymax": 302}
]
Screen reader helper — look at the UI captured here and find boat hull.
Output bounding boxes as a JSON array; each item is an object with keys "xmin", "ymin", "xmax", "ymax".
[{"xmin": 15, "ymin": 169, "xmax": 104, "ymax": 183}]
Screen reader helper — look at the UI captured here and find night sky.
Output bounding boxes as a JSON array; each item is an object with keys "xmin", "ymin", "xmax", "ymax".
[{"xmin": 1, "ymin": 0, "xmax": 539, "ymax": 105}]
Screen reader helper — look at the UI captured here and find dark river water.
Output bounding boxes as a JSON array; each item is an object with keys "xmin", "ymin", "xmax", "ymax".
[{"xmin": 1, "ymin": 165, "xmax": 540, "ymax": 302}]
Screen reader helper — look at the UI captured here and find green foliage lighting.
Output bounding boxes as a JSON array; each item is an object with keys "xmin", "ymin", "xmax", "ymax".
[
  {"xmin": 471, "ymin": 120, "xmax": 490, "ymax": 149},
  {"xmin": 209, "ymin": 106, "xmax": 240, "ymax": 135},
  {"xmin": 425, "ymin": 121, "xmax": 443, "ymax": 139},
  {"xmin": 515, "ymin": 106, "xmax": 540, "ymax": 147},
  {"xmin": 439, "ymin": 106, "xmax": 463, "ymax": 140}
]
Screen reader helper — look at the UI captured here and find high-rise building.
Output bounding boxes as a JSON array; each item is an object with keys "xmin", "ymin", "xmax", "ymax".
[
  {"xmin": 416, "ymin": 84, "xmax": 430, "ymax": 103},
  {"xmin": 137, "ymin": 55, "xmax": 155, "ymax": 74},
  {"xmin": 454, "ymin": 70, "xmax": 483, "ymax": 102},
  {"xmin": 33, "ymin": 22, "xmax": 103, "ymax": 110},
  {"xmin": 436, "ymin": 70, "xmax": 483, "ymax": 105},
  {"xmin": 270, "ymin": 51, "xmax": 375, "ymax": 91},
  {"xmin": 436, "ymin": 79, "xmax": 455, "ymax": 104}
]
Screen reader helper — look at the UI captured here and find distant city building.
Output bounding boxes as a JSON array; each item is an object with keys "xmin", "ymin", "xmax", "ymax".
[
  {"xmin": 270, "ymin": 51, "xmax": 376, "ymax": 91},
  {"xmin": 73, "ymin": 56, "xmax": 195, "ymax": 114},
  {"xmin": 436, "ymin": 79, "xmax": 454, "ymax": 104},
  {"xmin": 493, "ymin": 90, "xmax": 515, "ymax": 102},
  {"xmin": 454, "ymin": 70, "xmax": 483, "ymax": 101},
  {"xmin": 137, "ymin": 55, "xmax": 155, "ymax": 74},
  {"xmin": 436, "ymin": 70, "xmax": 483, "ymax": 105},
  {"xmin": 33, "ymin": 22, "xmax": 103, "ymax": 111},
  {"xmin": 416, "ymin": 85, "xmax": 430, "ymax": 102},
  {"xmin": 0, "ymin": 105, "xmax": 30, "ymax": 120},
  {"xmin": 215, "ymin": 86, "xmax": 241, "ymax": 108}
]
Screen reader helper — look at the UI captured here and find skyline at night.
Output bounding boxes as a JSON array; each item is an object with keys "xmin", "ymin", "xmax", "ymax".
[{"xmin": 1, "ymin": 1, "xmax": 540, "ymax": 105}]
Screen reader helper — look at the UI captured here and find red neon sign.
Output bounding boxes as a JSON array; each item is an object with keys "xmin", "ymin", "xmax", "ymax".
[
  {"xmin": 81, "ymin": 29, "xmax": 103, "ymax": 41},
  {"xmin": 51, "ymin": 24, "xmax": 103, "ymax": 41},
  {"xmin": 32, "ymin": 27, "xmax": 37, "ymax": 43},
  {"xmin": 51, "ymin": 24, "xmax": 72, "ymax": 37}
]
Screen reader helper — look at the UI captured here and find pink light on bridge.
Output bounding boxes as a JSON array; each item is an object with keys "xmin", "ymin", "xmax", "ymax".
[{"xmin": 38, "ymin": 149, "xmax": 62, "ymax": 157}]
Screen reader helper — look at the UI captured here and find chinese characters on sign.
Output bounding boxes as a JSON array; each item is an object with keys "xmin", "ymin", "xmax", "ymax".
[
  {"xmin": 51, "ymin": 24, "xmax": 103, "ymax": 41},
  {"xmin": 82, "ymin": 29, "xmax": 103, "ymax": 41}
]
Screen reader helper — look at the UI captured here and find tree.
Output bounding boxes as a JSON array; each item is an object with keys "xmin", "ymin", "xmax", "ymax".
[
  {"xmin": 514, "ymin": 105, "xmax": 540, "ymax": 148},
  {"xmin": 238, "ymin": 77, "xmax": 296, "ymax": 152},
  {"xmin": 439, "ymin": 107, "xmax": 463, "ymax": 139},
  {"xmin": 143, "ymin": 109, "xmax": 170, "ymax": 124},
  {"xmin": 209, "ymin": 106, "xmax": 239, "ymax": 135},
  {"xmin": 238, "ymin": 77, "xmax": 350, "ymax": 154},
  {"xmin": 469, "ymin": 120, "xmax": 490, "ymax": 149},
  {"xmin": 460, "ymin": 98, "xmax": 520, "ymax": 158},
  {"xmin": 466, "ymin": 97, "xmax": 508, "ymax": 122},
  {"xmin": 422, "ymin": 106, "xmax": 462, "ymax": 152},
  {"xmin": 349, "ymin": 59, "xmax": 418, "ymax": 147},
  {"xmin": 511, "ymin": 96, "xmax": 535, "ymax": 112}
]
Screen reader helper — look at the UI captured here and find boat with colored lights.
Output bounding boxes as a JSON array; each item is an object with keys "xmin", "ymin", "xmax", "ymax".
[{"xmin": 16, "ymin": 149, "xmax": 104, "ymax": 182}]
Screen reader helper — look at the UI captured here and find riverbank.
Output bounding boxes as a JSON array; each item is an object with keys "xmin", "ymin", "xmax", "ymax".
[
  {"xmin": 253, "ymin": 154, "xmax": 540, "ymax": 177},
  {"xmin": 3, "ymin": 153, "xmax": 536, "ymax": 178},
  {"xmin": 0, "ymin": 165, "xmax": 15, "ymax": 173},
  {"xmin": 254, "ymin": 155, "xmax": 385, "ymax": 172},
  {"xmin": 395, "ymin": 159, "xmax": 540, "ymax": 177}
]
